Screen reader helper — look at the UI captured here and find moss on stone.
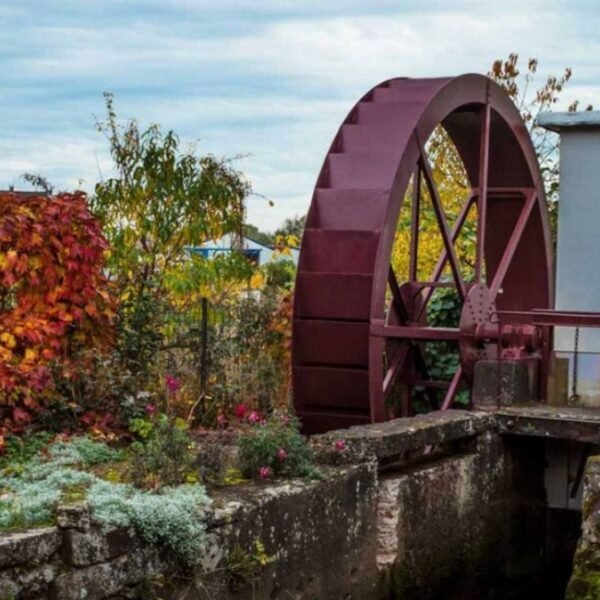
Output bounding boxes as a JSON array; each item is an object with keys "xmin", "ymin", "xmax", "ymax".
[{"xmin": 566, "ymin": 565, "xmax": 600, "ymax": 600}]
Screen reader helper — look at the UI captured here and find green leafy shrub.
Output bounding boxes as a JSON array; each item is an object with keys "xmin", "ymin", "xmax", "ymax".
[
  {"xmin": 0, "ymin": 432, "xmax": 54, "ymax": 475},
  {"xmin": 208, "ymin": 291, "xmax": 290, "ymax": 418},
  {"xmin": 225, "ymin": 540, "xmax": 275, "ymax": 592},
  {"xmin": 128, "ymin": 413, "xmax": 198, "ymax": 489},
  {"xmin": 424, "ymin": 286, "xmax": 469, "ymax": 407},
  {"xmin": 50, "ymin": 347, "xmax": 154, "ymax": 435},
  {"xmin": 195, "ymin": 432, "xmax": 230, "ymax": 485},
  {"xmin": 237, "ymin": 412, "xmax": 319, "ymax": 480},
  {"xmin": 262, "ymin": 259, "xmax": 296, "ymax": 290},
  {"xmin": 404, "ymin": 285, "xmax": 467, "ymax": 413}
]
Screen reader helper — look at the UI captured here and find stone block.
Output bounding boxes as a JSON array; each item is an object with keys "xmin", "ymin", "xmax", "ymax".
[
  {"xmin": 0, "ymin": 527, "xmax": 61, "ymax": 568},
  {"xmin": 63, "ymin": 526, "xmax": 138, "ymax": 567},
  {"xmin": 311, "ymin": 410, "xmax": 494, "ymax": 464},
  {"xmin": 547, "ymin": 356, "xmax": 569, "ymax": 406},
  {"xmin": 51, "ymin": 546, "xmax": 168, "ymax": 600},
  {"xmin": 56, "ymin": 501, "xmax": 91, "ymax": 531},
  {"xmin": 566, "ymin": 456, "xmax": 600, "ymax": 599},
  {"xmin": 203, "ymin": 463, "xmax": 380, "ymax": 600},
  {"xmin": 377, "ymin": 432, "xmax": 510, "ymax": 600},
  {"xmin": 0, "ymin": 563, "xmax": 57, "ymax": 598}
]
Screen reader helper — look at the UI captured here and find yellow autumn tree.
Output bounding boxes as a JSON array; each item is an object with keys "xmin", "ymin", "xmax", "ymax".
[
  {"xmin": 390, "ymin": 54, "xmax": 592, "ymax": 285},
  {"xmin": 391, "ymin": 127, "xmax": 473, "ymax": 284}
]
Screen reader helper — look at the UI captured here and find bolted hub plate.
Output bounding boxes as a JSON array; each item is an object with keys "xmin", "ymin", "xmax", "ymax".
[{"xmin": 459, "ymin": 284, "xmax": 498, "ymax": 382}]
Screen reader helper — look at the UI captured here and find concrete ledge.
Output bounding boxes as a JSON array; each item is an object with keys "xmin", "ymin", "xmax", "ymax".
[
  {"xmin": 311, "ymin": 410, "xmax": 495, "ymax": 463},
  {"xmin": 537, "ymin": 110, "xmax": 600, "ymax": 132},
  {"xmin": 497, "ymin": 406, "xmax": 600, "ymax": 444}
]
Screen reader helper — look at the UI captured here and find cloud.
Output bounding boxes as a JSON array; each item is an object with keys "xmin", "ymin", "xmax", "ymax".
[{"xmin": 1, "ymin": 1, "xmax": 600, "ymax": 231}]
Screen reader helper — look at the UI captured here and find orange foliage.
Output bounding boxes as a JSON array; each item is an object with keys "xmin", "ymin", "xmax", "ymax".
[
  {"xmin": 0, "ymin": 192, "xmax": 116, "ymax": 426},
  {"xmin": 270, "ymin": 291, "xmax": 293, "ymax": 409}
]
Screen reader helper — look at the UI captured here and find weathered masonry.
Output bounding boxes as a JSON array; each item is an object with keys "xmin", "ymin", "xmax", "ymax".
[{"xmin": 2, "ymin": 409, "xmax": 599, "ymax": 599}]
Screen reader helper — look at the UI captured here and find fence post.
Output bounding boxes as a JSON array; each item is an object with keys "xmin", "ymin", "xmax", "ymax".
[{"xmin": 200, "ymin": 297, "xmax": 208, "ymax": 397}]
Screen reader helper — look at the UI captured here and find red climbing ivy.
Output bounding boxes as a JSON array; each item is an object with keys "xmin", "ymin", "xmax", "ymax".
[{"xmin": 0, "ymin": 192, "xmax": 116, "ymax": 435}]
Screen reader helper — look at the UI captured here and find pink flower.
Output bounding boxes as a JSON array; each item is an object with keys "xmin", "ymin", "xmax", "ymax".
[
  {"xmin": 334, "ymin": 439, "xmax": 346, "ymax": 452},
  {"xmin": 234, "ymin": 403, "xmax": 248, "ymax": 419},
  {"xmin": 144, "ymin": 404, "xmax": 156, "ymax": 416},
  {"xmin": 247, "ymin": 410, "xmax": 261, "ymax": 424},
  {"xmin": 216, "ymin": 413, "xmax": 227, "ymax": 427},
  {"xmin": 258, "ymin": 466, "xmax": 271, "ymax": 479},
  {"xmin": 165, "ymin": 374, "xmax": 181, "ymax": 395},
  {"xmin": 280, "ymin": 414, "xmax": 290, "ymax": 426},
  {"xmin": 277, "ymin": 448, "xmax": 288, "ymax": 461}
]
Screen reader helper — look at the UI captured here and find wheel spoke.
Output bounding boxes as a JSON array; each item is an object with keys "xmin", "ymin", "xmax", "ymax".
[
  {"xmin": 440, "ymin": 365, "xmax": 464, "ymax": 410},
  {"xmin": 388, "ymin": 267, "xmax": 410, "ymax": 322},
  {"xmin": 383, "ymin": 342, "xmax": 410, "ymax": 396},
  {"xmin": 418, "ymin": 143, "xmax": 467, "ymax": 301},
  {"xmin": 372, "ymin": 324, "xmax": 461, "ymax": 341},
  {"xmin": 409, "ymin": 167, "xmax": 421, "ymax": 282},
  {"xmin": 416, "ymin": 194, "xmax": 475, "ymax": 321},
  {"xmin": 475, "ymin": 103, "xmax": 491, "ymax": 284},
  {"xmin": 385, "ymin": 268, "xmax": 437, "ymax": 406},
  {"xmin": 489, "ymin": 190, "xmax": 537, "ymax": 300}
]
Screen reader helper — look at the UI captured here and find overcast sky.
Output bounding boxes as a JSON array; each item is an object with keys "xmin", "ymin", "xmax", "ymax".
[{"xmin": 1, "ymin": 0, "xmax": 599, "ymax": 231}]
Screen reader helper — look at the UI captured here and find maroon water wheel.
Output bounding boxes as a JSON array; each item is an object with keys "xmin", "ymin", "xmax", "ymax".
[{"xmin": 292, "ymin": 75, "xmax": 554, "ymax": 434}]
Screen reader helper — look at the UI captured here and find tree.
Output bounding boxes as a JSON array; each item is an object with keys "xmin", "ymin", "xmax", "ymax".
[
  {"xmin": 90, "ymin": 93, "xmax": 252, "ymax": 379},
  {"xmin": 91, "ymin": 93, "xmax": 250, "ymax": 297},
  {"xmin": 488, "ymin": 54, "xmax": 593, "ymax": 234},
  {"xmin": 243, "ymin": 224, "xmax": 273, "ymax": 247},
  {"xmin": 275, "ymin": 215, "xmax": 305, "ymax": 241},
  {"xmin": 391, "ymin": 53, "xmax": 592, "ymax": 284}
]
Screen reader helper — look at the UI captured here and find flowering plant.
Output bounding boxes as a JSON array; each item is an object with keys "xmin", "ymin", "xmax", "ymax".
[{"xmin": 237, "ymin": 411, "xmax": 319, "ymax": 480}]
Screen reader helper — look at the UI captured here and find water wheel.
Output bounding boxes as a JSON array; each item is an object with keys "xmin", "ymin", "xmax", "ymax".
[{"xmin": 292, "ymin": 75, "xmax": 554, "ymax": 434}]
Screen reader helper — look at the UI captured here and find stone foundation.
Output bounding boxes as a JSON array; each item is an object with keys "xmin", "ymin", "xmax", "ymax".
[
  {"xmin": 0, "ymin": 464, "xmax": 379, "ymax": 600},
  {"xmin": 566, "ymin": 456, "xmax": 600, "ymax": 599},
  {"xmin": 376, "ymin": 433, "xmax": 509, "ymax": 600},
  {"xmin": 0, "ymin": 410, "xmax": 585, "ymax": 600}
]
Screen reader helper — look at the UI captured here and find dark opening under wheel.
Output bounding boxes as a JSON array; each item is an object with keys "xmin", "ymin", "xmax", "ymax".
[{"xmin": 292, "ymin": 75, "xmax": 553, "ymax": 434}]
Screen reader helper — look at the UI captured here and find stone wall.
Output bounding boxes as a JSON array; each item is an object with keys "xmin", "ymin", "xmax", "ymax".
[
  {"xmin": 0, "ymin": 464, "xmax": 379, "ymax": 600},
  {"xmin": 0, "ymin": 410, "xmax": 565, "ymax": 600},
  {"xmin": 566, "ymin": 455, "xmax": 600, "ymax": 600},
  {"xmin": 376, "ymin": 432, "xmax": 510, "ymax": 600}
]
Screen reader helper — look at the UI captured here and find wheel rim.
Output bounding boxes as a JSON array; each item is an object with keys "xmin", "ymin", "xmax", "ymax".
[{"xmin": 293, "ymin": 75, "xmax": 553, "ymax": 434}]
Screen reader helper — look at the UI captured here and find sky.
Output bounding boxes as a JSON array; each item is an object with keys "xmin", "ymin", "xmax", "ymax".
[{"xmin": 1, "ymin": 0, "xmax": 600, "ymax": 232}]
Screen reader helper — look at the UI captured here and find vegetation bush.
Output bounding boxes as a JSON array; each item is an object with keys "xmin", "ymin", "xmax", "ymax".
[
  {"xmin": 90, "ymin": 94, "xmax": 250, "ymax": 393},
  {"xmin": 0, "ymin": 192, "xmax": 116, "ymax": 441},
  {"xmin": 5, "ymin": 97, "xmax": 296, "ymax": 435},
  {"xmin": 128, "ymin": 412, "xmax": 198, "ymax": 489},
  {"xmin": 0, "ymin": 435, "xmax": 212, "ymax": 566},
  {"xmin": 80, "ymin": 95, "xmax": 293, "ymax": 428},
  {"xmin": 205, "ymin": 290, "xmax": 292, "ymax": 421},
  {"xmin": 237, "ymin": 411, "xmax": 319, "ymax": 480}
]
